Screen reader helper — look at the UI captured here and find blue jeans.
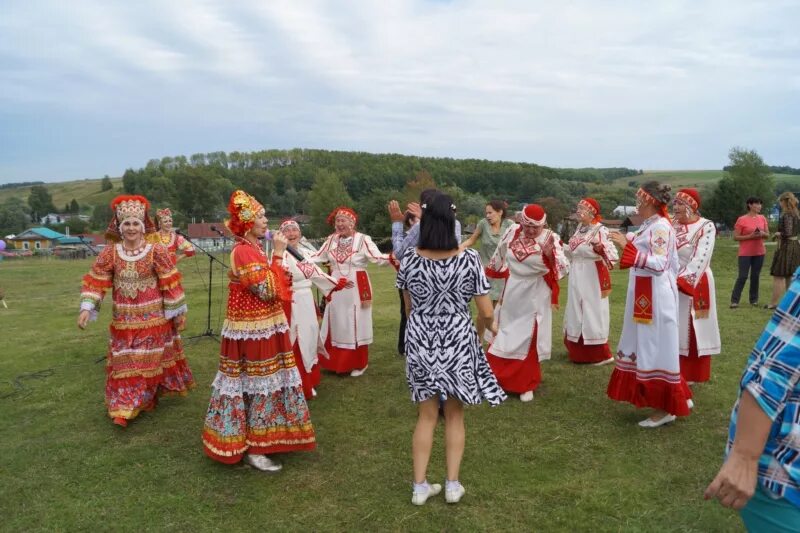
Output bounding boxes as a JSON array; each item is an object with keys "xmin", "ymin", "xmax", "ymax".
[
  {"xmin": 740, "ymin": 486, "xmax": 800, "ymax": 532},
  {"xmin": 731, "ymin": 255, "xmax": 765, "ymax": 305}
]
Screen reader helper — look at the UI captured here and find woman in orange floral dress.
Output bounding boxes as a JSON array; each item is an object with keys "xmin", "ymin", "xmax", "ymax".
[
  {"xmin": 201, "ymin": 190, "xmax": 315, "ymax": 472},
  {"xmin": 78, "ymin": 195, "xmax": 194, "ymax": 427}
]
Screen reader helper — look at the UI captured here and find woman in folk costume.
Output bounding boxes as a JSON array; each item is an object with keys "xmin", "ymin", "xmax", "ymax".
[
  {"xmin": 564, "ymin": 198, "xmax": 619, "ymax": 365},
  {"xmin": 78, "ymin": 195, "xmax": 194, "ymax": 427},
  {"xmin": 153, "ymin": 208, "xmax": 194, "ymax": 265},
  {"xmin": 607, "ymin": 181, "xmax": 693, "ymax": 428},
  {"xmin": 672, "ymin": 188, "xmax": 720, "ymax": 384},
  {"xmin": 308, "ymin": 207, "xmax": 394, "ymax": 377},
  {"xmin": 279, "ymin": 219, "xmax": 350, "ymax": 398},
  {"xmin": 485, "ymin": 204, "xmax": 569, "ymax": 402},
  {"xmin": 201, "ymin": 191, "xmax": 315, "ymax": 472}
]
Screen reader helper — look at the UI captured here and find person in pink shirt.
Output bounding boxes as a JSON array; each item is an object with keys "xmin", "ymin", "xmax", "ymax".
[{"xmin": 730, "ymin": 197, "xmax": 770, "ymax": 308}]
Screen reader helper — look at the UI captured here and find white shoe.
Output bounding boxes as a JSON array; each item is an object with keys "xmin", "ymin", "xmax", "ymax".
[
  {"xmin": 411, "ymin": 483, "xmax": 442, "ymax": 506},
  {"xmin": 445, "ymin": 484, "xmax": 466, "ymax": 504},
  {"xmin": 519, "ymin": 391, "xmax": 534, "ymax": 402},
  {"xmin": 687, "ymin": 381, "xmax": 696, "ymax": 386},
  {"xmin": 687, "ymin": 399, "xmax": 694, "ymax": 410},
  {"xmin": 592, "ymin": 357, "xmax": 615, "ymax": 367},
  {"xmin": 350, "ymin": 365, "xmax": 368, "ymax": 377},
  {"xmin": 638, "ymin": 414, "xmax": 677, "ymax": 428},
  {"xmin": 245, "ymin": 454, "xmax": 282, "ymax": 472},
  {"xmin": 311, "ymin": 388, "xmax": 318, "ymax": 398}
]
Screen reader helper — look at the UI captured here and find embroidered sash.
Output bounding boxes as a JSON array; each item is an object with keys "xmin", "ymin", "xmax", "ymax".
[
  {"xmin": 595, "ymin": 260, "xmax": 612, "ymax": 298},
  {"xmin": 693, "ymin": 272, "xmax": 710, "ymax": 319},
  {"xmin": 356, "ymin": 270, "xmax": 372, "ymax": 306},
  {"xmin": 633, "ymin": 276, "xmax": 653, "ymax": 324}
]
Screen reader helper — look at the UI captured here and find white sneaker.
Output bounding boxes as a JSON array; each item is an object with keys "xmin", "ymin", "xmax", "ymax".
[
  {"xmin": 445, "ymin": 484, "xmax": 466, "ymax": 504},
  {"xmin": 687, "ymin": 399, "xmax": 694, "ymax": 410},
  {"xmin": 311, "ymin": 387, "xmax": 318, "ymax": 398},
  {"xmin": 411, "ymin": 483, "xmax": 442, "ymax": 506},
  {"xmin": 687, "ymin": 381, "xmax": 696, "ymax": 386},
  {"xmin": 638, "ymin": 414, "xmax": 677, "ymax": 428},
  {"xmin": 592, "ymin": 357, "xmax": 615, "ymax": 367},
  {"xmin": 350, "ymin": 365, "xmax": 368, "ymax": 377},
  {"xmin": 519, "ymin": 391, "xmax": 534, "ymax": 402},
  {"xmin": 245, "ymin": 454, "xmax": 282, "ymax": 472}
]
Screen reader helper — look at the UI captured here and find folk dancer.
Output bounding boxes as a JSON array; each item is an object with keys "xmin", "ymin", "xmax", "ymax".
[
  {"xmin": 201, "ymin": 191, "xmax": 315, "ymax": 472},
  {"xmin": 484, "ymin": 204, "xmax": 569, "ymax": 402},
  {"xmin": 78, "ymin": 195, "xmax": 194, "ymax": 427},
  {"xmin": 607, "ymin": 181, "xmax": 693, "ymax": 428},
  {"xmin": 563, "ymin": 198, "xmax": 618, "ymax": 365}
]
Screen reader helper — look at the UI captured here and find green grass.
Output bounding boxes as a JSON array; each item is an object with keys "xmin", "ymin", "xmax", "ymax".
[
  {"xmin": 0, "ymin": 240, "xmax": 772, "ymax": 531},
  {"xmin": 0, "ymin": 178, "xmax": 123, "ymax": 212},
  {"xmin": 614, "ymin": 170, "xmax": 800, "ymax": 190}
]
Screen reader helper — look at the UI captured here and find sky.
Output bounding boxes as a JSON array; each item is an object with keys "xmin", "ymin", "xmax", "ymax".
[{"xmin": 1, "ymin": 0, "xmax": 799, "ymax": 183}]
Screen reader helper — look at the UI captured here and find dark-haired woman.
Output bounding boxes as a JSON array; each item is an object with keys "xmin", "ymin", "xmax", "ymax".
[
  {"xmin": 461, "ymin": 200, "xmax": 515, "ymax": 341},
  {"xmin": 767, "ymin": 192, "xmax": 800, "ymax": 308},
  {"xmin": 397, "ymin": 193, "xmax": 505, "ymax": 506},
  {"xmin": 607, "ymin": 182, "xmax": 692, "ymax": 428},
  {"xmin": 485, "ymin": 204, "xmax": 569, "ymax": 402},
  {"xmin": 730, "ymin": 197, "xmax": 769, "ymax": 308}
]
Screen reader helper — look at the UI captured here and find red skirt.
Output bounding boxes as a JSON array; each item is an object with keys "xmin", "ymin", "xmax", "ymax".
[
  {"xmin": 607, "ymin": 360, "xmax": 693, "ymax": 417},
  {"xmin": 564, "ymin": 335, "xmax": 612, "ymax": 364},
  {"xmin": 679, "ymin": 321, "xmax": 711, "ymax": 383},
  {"xmin": 295, "ymin": 342, "xmax": 321, "ymax": 398},
  {"xmin": 486, "ymin": 324, "xmax": 541, "ymax": 394},
  {"xmin": 319, "ymin": 337, "xmax": 369, "ymax": 374}
]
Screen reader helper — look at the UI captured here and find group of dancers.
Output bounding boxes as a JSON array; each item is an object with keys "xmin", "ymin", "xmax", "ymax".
[{"xmin": 77, "ymin": 180, "xmax": 720, "ymax": 500}]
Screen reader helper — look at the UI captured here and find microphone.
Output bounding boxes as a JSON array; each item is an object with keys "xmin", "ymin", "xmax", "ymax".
[
  {"xmin": 264, "ymin": 230, "xmax": 306, "ymax": 262},
  {"xmin": 209, "ymin": 225, "xmax": 227, "ymax": 238}
]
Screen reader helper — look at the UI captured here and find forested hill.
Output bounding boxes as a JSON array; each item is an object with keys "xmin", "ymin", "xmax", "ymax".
[{"xmin": 120, "ymin": 148, "xmax": 641, "ymax": 236}]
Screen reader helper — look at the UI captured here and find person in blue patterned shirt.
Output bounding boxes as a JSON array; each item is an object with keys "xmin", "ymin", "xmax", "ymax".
[{"xmin": 705, "ymin": 267, "xmax": 800, "ymax": 530}]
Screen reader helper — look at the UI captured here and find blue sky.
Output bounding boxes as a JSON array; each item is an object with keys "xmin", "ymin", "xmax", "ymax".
[{"xmin": 1, "ymin": 0, "xmax": 799, "ymax": 183}]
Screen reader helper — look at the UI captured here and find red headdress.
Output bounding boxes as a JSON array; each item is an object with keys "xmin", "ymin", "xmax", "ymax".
[
  {"xmin": 326, "ymin": 206, "xmax": 358, "ymax": 226},
  {"xmin": 105, "ymin": 195, "xmax": 156, "ymax": 242},
  {"xmin": 279, "ymin": 218, "xmax": 300, "ymax": 232},
  {"xmin": 578, "ymin": 197, "xmax": 602, "ymax": 223},
  {"xmin": 225, "ymin": 190, "xmax": 264, "ymax": 237},
  {"xmin": 520, "ymin": 204, "xmax": 546, "ymax": 227},
  {"xmin": 674, "ymin": 188, "xmax": 700, "ymax": 212},
  {"xmin": 636, "ymin": 188, "xmax": 670, "ymax": 220}
]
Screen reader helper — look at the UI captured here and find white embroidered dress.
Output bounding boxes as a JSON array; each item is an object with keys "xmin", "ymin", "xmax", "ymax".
[
  {"xmin": 487, "ymin": 225, "xmax": 569, "ymax": 361},
  {"xmin": 309, "ymin": 232, "xmax": 392, "ymax": 351},
  {"xmin": 609, "ymin": 214, "xmax": 692, "ymax": 416},
  {"xmin": 564, "ymin": 223, "xmax": 618, "ymax": 346},
  {"xmin": 282, "ymin": 248, "xmax": 339, "ymax": 372},
  {"xmin": 674, "ymin": 218, "xmax": 721, "ymax": 357}
]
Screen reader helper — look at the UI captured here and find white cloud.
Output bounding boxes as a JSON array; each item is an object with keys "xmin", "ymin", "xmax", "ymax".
[{"xmin": 1, "ymin": 0, "xmax": 799, "ymax": 181}]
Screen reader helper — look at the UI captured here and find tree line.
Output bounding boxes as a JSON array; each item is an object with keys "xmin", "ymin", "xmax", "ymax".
[{"xmin": 0, "ymin": 147, "xmax": 788, "ymax": 239}]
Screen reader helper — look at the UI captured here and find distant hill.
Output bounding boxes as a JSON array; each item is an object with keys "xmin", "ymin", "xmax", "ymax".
[
  {"xmin": 613, "ymin": 170, "xmax": 800, "ymax": 190},
  {"xmin": 0, "ymin": 177, "xmax": 123, "ymax": 212}
]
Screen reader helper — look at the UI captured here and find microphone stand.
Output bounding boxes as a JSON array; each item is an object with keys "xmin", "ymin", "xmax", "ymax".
[{"xmin": 177, "ymin": 230, "xmax": 227, "ymax": 342}]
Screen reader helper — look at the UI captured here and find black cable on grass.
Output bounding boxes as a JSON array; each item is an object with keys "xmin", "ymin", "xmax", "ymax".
[{"xmin": 0, "ymin": 369, "xmax": 55, "ymax": 400}]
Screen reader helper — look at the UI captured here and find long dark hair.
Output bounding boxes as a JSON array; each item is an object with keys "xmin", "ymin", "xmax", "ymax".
[
  {"xmin": 418, "ymin": 193, "xmax": 458, "ymax": 251},
  {"xmin": 487, "ymin": 199, "xmax": 508, "ymax": 219}
]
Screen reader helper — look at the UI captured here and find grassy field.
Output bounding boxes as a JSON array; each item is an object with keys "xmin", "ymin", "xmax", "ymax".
[
  {"xmin": 0, "ymin": 177, "xmax": 123, "ymax": 213},
  {"xmin": 0, "ymin": 239, "xmax": 779, "ymax": 531}
]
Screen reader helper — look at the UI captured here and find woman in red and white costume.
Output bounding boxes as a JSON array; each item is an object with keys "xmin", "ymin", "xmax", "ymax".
[
  {"xmin": 672, "ymin": 188, "xmax": 720, "ymax": 385},
  {"xmin": 309, "ymin": 207, "xmax": 393, "ymax": 377},
  {"xmin": 153, "ymin": 208, "xmax": 195, "ymax": 265},
  {"xmin": 485, "ymin": 204, "xmax": 569, "ymax": 402},
  {"xmin": 607, "ymin": 181, "xmax": 693, "ymax": 428},
  {"xmin": 279, "ymin": 219, "xmax": 350, "ymax": 398},
  {"xmin": 564, "ymin": 198, "xmax": 618, "ymax": 365}
]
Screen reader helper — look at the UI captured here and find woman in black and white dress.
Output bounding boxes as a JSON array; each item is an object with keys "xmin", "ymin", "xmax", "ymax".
[{"xmin": 396, "ymin": 192, "xmax": 506, "ymax": 507}]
